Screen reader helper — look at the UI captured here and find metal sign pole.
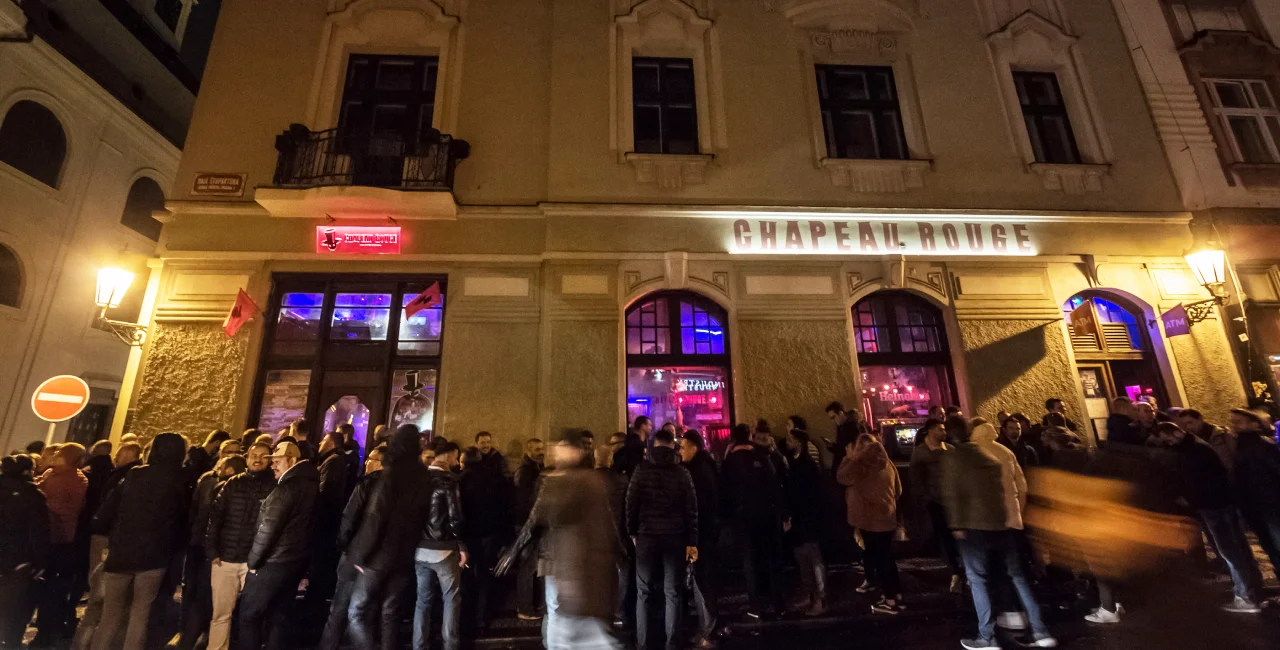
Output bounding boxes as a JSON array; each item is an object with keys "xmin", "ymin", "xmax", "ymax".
[{"xmin": 44, "ymin": 421, "xmax": 57, "ymax": 446}]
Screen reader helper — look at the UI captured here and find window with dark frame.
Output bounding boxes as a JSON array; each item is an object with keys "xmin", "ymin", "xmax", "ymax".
[
  {"xmin": 626, "ymin": 293, "xmax": 726, "ymax": 360},
  {"xmin": 852, "ymin": 292, "xmax": 946, "ymax": 359},
  {"xmin": 338, "ymin": 54, "xmax": 440, "ymax": 143},
  {"xmin": 120, "ymin": 178, "xmax": 166, "ymax": 241},
  {"xmin": 1013, "ymin": 71, "xmax": 1082, "ymax": 164},
  {"xmin": 0, "ymin": 100, "xmax": 67, "ymax": 188},
  {"xmin": 815, "ymin": 64, "xmax": 909, "ymax": 160},
  {"xmin": 632, "ymin": 57, "xmax": 700, "ymax": 155}
]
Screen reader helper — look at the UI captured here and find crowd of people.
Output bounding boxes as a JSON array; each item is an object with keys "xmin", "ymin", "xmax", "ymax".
[{"xmin": 0, "ymin": 394, "xmax": 1277, "ymax": 650}]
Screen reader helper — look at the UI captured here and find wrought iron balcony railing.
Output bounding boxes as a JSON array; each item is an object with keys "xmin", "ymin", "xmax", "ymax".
[{"xmin": 272, "ymin": 124, "xmax": 470, "ymax": 191}]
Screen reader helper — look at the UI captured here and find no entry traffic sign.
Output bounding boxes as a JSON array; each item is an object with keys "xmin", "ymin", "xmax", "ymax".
[{"xmin": 31, "ymin": 375, "xmax": 91, "ymax": 423}]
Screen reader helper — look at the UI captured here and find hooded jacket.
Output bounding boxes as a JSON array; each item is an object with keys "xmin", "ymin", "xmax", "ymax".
[
  {"xmin": 625, "ymin": 445, "xmax": 698, "ymax": 545},
  {"xmin": 248, "ymin": 460, "xmax": 319, "ymax": 569},
  {"xmin": 942, "ymin": 423, "xmax": 1027, "ymax": 532},
  {"xmin": 347, "ymin": 425, "xmax": 434, "ymax": 570},
  {"xmin": 95, "ymin": 432, "xmax": 191, "ymax": 572},
  {"xmin": 836, "ymin": 438, "xmax": 901, "ymax": 533}
]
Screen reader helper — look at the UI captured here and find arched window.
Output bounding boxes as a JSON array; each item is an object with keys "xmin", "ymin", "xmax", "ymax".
[
  {"xmin": 120, "ymin": 178, "xmax": 166, "ymax": 240},
  {"xmin": 0, "ymin": 101, "xmax": 67, "ymax": 188},
  {"xmin": 0, "ymin": 244, "xmax": 22, "ymax": 308},
  {"xmin": 1064, "ymin": 291, "xmax": 1167, "ymax": 438},
  {"xmin": 852, "ymin": 291, "xmax": 955, "ymax": 428},
  {"xmin": 625, "ymin": 291, "xmax": 732, "ymax": 450}
]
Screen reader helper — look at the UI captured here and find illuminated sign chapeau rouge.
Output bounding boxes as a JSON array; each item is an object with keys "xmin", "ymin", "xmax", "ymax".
[
  {"xmin": 316, "ymin": 226, "xmax": 402, "ymax": 255},
  {"xmin": 729, "ymin": 219, "xmax": 1036, "ymax": 256}
]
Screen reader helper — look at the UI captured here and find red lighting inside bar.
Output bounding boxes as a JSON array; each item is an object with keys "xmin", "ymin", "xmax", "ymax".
[{"xmin": 316, "ymin": 226, "xmax": 402, "ymax": 255}]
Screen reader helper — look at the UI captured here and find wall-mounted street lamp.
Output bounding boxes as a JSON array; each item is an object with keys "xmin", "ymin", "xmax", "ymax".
[
  {"xmin": 95, "ymin": 267, "xmax": 146, "ymax": 346},
  {"xmin": 1183, "ymin": 246, "xmax": 1228, "ymax": 324}
]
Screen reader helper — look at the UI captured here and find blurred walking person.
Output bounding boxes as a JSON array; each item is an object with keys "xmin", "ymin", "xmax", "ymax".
[
  {"xmin": 238, "ymin": 442, "xmax": 318, "ymax": 650},
  {"xmin": 498, "ymin": 431, "xmax": 621, "ymax": 650},
  {"xmin": 838, "ymin": 434, "xmax": 903, "ymax": 615},
  {"xmin": 90, "ymin": 433, "xmax": 190, "ymax": 650},
  {"xmin": 205, "ymin": 442, "xmax": 277, "ymax": 650},
  {"xmin": 911, "ymin": 418, "xmax": 963, "ymax": 593},
  {"xmin": 1229, "ymin": 409, "xmax": 1280, "ymax": 583}
]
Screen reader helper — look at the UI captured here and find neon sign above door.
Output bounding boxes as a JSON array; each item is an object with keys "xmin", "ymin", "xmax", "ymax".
[{"xmin": 316, "ymin": 226, "xmax": 402, "ymax": 255}]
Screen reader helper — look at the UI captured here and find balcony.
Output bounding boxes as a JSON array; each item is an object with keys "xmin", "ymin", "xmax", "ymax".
[{"xmin": 256, "ymin": 124, "xmax": 471, "ymax": 220}]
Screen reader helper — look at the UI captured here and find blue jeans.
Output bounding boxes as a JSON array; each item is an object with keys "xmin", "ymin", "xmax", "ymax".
[
  {"xmin": 957, "ymin": 529, "xmax": 1049, "ymax": 642},
  {"xmin": 346, "ymin": 564, "xmax": 412, "ymax": 650},
  {"xmin": 413, "ymin": 554, "xmax": 462, "ymax": 650},
  {"xmin": 544, "ymin": 577, "xmax": 619, "ymax": 650},
  {"xmin": 635, "ymin": 536, "xmax": 684, "ymax": 650},
  {"xmin": 1200, "ymin": 507, "xmax": 1263, "ymax": 602}
]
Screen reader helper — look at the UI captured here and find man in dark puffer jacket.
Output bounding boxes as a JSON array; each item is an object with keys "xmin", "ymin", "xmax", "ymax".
[
  {"xmin": 625, "ymin": 428, "xmax": 697, "ymax": 650},
  {"xmin": 239, "ymin": 442, "xmax": 319, "ymax": 650},
  {"xmin": 90, "ymin": 432, "xmax": 190, "ymax": 650},
  {"xmin": 205, "ymin": 442, "xmax": 276, "ymax": 650}
]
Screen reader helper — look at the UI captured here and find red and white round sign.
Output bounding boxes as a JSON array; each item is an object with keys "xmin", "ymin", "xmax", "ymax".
[{"xmin": 31, "ymin": 375, "xmax": 91, "ymax": 423}]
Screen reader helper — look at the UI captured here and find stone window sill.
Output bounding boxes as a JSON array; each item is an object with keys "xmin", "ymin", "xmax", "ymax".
[
  {"xmin": 624, "ymin": 153, "xmax": 713, "ymax": 189},
  {"xmin": 1228, "ymin": 163, "xmax": 1280, "ymax": 192},
  {"xmin": 819, "ymin": 158, "xmax": 932, "ymax": 192},
  {"xmin": 1029, "ymin": 162, "xmax": 1110, "ymax": 194}
]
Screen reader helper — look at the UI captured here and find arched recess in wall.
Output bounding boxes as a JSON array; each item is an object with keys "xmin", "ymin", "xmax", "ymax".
[
  {"xmin": 120, "ymin": 176, "xmax": 167, "ymax": 241},
  {"xmin": 1063, "ymin": 289, "xmax": 1170, "ymax": 440},
  {"xmin": 0, "ymin": 100, "xmax": 68, "ymax": 188},
  {"xmin": 850, "ymin": 289, "xmax": 957, "ymax": 431},
  {"xmin": 0, "ymin": 243, "xmax": 23, "ymax": 308},
  {"xmin": 624, "ymin": 290, "xmax": 733, "ymax": 453}
]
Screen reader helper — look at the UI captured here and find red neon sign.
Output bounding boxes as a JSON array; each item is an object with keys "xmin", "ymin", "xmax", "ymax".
[{"xmin": 316, "ymin": 226, "xmax": 401, "ymax": 255}]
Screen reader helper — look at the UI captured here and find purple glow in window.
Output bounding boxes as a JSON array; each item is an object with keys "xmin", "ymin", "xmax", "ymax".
[
  {"xmin": 331, "ymin": 293, "xmax": 391, "ymax": 340},
  {"xmin": 277, "ymin": 292, "xmax": 324, "ymax": 339}
]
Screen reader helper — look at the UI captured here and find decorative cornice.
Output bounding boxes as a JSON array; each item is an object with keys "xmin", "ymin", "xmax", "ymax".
[
  {"xmin": 820, "ymin": 158, "xmax": 931, "ymax": 192},
  {"xmin": 624, "ymin": 153, "xmax": 713, "ymax": 189},
  {"xmin": 1029, "ymin": 163, "xmax": 1110, "ymax": 194}
]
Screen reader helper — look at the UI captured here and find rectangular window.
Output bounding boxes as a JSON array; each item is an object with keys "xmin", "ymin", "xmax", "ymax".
[
  {"xmin": 815, "ymin": 65, "xmax": 908, "ymax": 160},
  {"xmin": 1013, "ymin": 71, "xmax": 1082, "ymax": 164},
  {"xmin": 339, "ymin": 54, "xmax": 439, "ymax": 141},
  {"xmin": 632, "ymin": 57, "xmax": 699, "ymax": 155},
  {"xmin": 1204, "ymin": 78, "xmax": 1280, "ymax": 164}
]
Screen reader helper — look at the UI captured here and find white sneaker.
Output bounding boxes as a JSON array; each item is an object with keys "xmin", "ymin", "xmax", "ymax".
[
  {"xmin": 1222, "ymin": 596, "xmax": 1261, "ymax": 614},
  {"xmin": 1026, "ymin": 635, "xmax": 1058, "ymax": 648},
  {"xmin": 996, "ymin": 611, "xmax": 1028, "ymax": 630},
  {"xmin": 1084, "ymin": 605, "xmax": 1121, "ymax": 624},
  {"xmin": 855, "ymin": 580, "xmax": 876, "ymax": 593}
]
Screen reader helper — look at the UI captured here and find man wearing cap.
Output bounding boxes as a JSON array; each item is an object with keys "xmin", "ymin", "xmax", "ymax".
[
  {"xmin": 1230, "ymin": 408, "xmax": 1280, "ymax": 584},
  {"xmin": 238, "ymin": 441, "xmax": 319, "ymax": 650}
]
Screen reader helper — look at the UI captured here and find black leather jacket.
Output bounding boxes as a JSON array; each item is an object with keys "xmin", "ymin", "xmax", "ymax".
[
  {"xmin": 248, "ymin": 461, "xmax": 319, "ymax": 569},
  {"xmin": 418, "ymin": 468, "xmax": 466, "ymax": 552},
  {"xmin": 206, "ymin": 467, "xmax": 277, "ymax": 563}
]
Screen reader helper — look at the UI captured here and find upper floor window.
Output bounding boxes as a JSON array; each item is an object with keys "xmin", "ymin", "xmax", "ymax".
[
  {"xmin": 1013, "ymin": 71, "xmax": 1082, "ymax": 164},
  {"xmin": 853, "ymin": 292, "xmax": 945, "ymax": 356},
  {"xmin": 626, "ymin": 292, "xmax": 726, "ymax": 359},
  {"xmin": 339, "ymin": 55, "xmax": 439, "ymax": 142},
  {"xmin": 632, "ymin": 57, "xmax": 699, "ymax": 155},
  {"xmin": 0, "ymin": 100, "xmax": 67, "ymax": 188},
  {"xmin": 1204, "ymin": 78, "xmax": 1280, "ymax": 163},
  {"xmin": 815, "ymin": 65, "xmax": 908, "ymax": 160},
  {"xmin": 121, "ymin": 177, "xmax": 166, "ymax": 241}
]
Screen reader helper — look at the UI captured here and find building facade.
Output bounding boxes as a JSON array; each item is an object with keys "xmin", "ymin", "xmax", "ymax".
[
  {"xmin": 113, "ymin": 0, "xmax": 1249, "ymax": 456},
  {"xmin": 1111, "ymin": 0, "xmax": 1280, "ymax": 403},
  {"xmin": 0, "ymin": 0, "xmax": 220, "ymax": 451}
]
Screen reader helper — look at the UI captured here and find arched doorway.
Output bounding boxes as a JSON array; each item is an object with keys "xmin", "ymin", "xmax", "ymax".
[
  {"xmin": 625, "ymin": 291, "xmax": 733, "ymax": 452},
  {"xmin": 1063, "ymin": 291, "xmax": 1168, "ymax": 438},
  {"xmin": 852, "ymin": 291, "xmax": 956, "ymax": 436}
]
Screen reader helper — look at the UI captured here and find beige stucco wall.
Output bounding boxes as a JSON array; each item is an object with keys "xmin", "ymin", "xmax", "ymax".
[
  {"xmin": 955, "ymin": 319, "xmax": 1082, "ymax": 424},
  {"xmin": 735, "ymin": 319, "xmax": 859, "ymax": 437},
  {"xmin": 126, "ymin": 323, "xmax": 250, "ymax": 442},
  {"xmin": 438, "ymin": 321, "xmax": 540, "ymax": 459},
  {"xmin": 1169, "ymin": 321, "xmax": 1248, "ymax": 426},
  {"xmin": 548, "ymin": 321, "xmax": 620, "ymax": 440}
]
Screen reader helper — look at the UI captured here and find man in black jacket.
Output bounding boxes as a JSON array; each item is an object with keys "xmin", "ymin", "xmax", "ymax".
[
  {"xmin": 679, "ymin": 431, "xmax": 719, "ymax": 643},
  {"xmin": 317, "ymin": 445, "xmax": 385, "ymax": 650},
  {"xmin": 1105, "ymin": 397, "xmax": 1146, "ymax": 446},
  {"xmin": 1153, "ymin": 422, "xmax": 1264, "ymax": 614},
  {"xmin": 343, "ymin": 427, "xmax": 432, "ymax": 650},
  {"xmin": 90, "ymin": 432, "xmax": 190, "ymax": 650},
  {"xmin": 413, "ymin": 442, "xmax": 467, "ymax": 650},
  {"xmin": 177, "ymin": 452, "xmax": 245, "ymax": 650},
  {"xmin": 306, "ymin": 431, "xmax": 350, "ymax": 611},
  {"xmin": 626, "ymin": 428, "xmax": 697, "ymax": 650},
  {"xmin": 512, "ymin": 438, "xmax": 544, "ymax": 620},
  {"xmin": 460, "ymin": 445, "xmax": 511, "ymax": 633},
  {"xmin": 1229, "ymin": 409, "xmax": 1280, "ymax": 584},
  {"xmin": 721, "ymin": 423, "xmax": 785, "ymax": 618},
  {"xmin": 474, "ymin": 431, "xmax": 507, "ymax": 475},
  {"xmin": 238, "ymin": 442, "xmax": 319, "ymax": 650},
  {"xmin": 0, "ymin": 455, "xmax": 48, "ymax": 648},
  {"xmin": 206, "ymin": 442, "xmax": 276, "ymax": 650}
]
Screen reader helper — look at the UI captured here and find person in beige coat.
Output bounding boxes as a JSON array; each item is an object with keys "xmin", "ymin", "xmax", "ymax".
[{"xmin": 837, "ymin": 434, "xmax": 903, "ymax": 614}]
